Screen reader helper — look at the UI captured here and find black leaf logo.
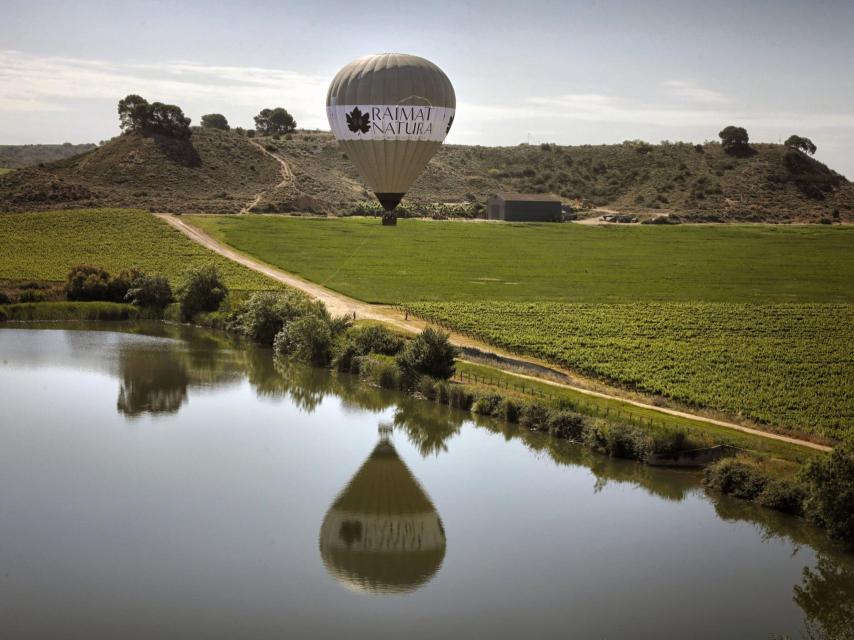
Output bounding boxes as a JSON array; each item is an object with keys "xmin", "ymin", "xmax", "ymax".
[
  {"xmin": 446, "ymin": 115, "xmax": 454, "ymax": 134},
  {"xmin": 346, "ymin": 107, "xmax": 370, "ymax": 134}
]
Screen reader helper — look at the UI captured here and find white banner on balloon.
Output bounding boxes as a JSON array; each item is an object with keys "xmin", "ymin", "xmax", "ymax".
[{"xmin": 327, "ymin": 105, "xmax": 454, "ymax": 142}]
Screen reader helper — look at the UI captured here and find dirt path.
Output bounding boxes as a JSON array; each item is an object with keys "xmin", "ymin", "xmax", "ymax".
[
  {"xmin": 156, "ymin": 213, "xmax": 831, "ymax": 454},
  {"xmin": 239, "ymin": 141, "xmax": 296, "ymax": 214}
]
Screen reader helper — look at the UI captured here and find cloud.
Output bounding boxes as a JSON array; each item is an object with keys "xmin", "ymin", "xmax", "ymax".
[
  {"xmin": 661, "ymin": 80, "xmax": 730, "ymax": 104},
  {"xmin": 0, "ymin": 50, "xmax": 329, "ymax": 127},
  {"xmin": 454, "ymin": 91, "xmax": 854, "ymax": 134}
]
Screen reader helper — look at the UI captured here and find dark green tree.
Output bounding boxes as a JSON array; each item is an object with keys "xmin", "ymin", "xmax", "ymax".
[
  {"xmin": 117, "ymin": 94, "xmax": 151, "ymax": 133},
  {"xmin": 177, "ymin": 263, "xmax": 227, "ymax": 320},
  {"xmin": 800, "ymin": 444, "xmax": 854, "ymax": 546},
  {"xmin": 254, "ymin": 107, "xmax": 297, "ymax": 135},
  {"xmin": 200, "ymin": 113, "xmax": 230, "ymax": 131},
  {"xmin": 125, "ymin": 274, "xmax": 173, "ymax": 310},
  {"xmin": 785, "ymin": 134, "xmax": 817, "ymax": 155},
  {"xmin": 117, "ymin": 95, "xmax": 192, "ymax": 139},
  {"xmin": 396, "ymin": 327, "xmax": 458, "ymax": 384},
  {"xmin": 718, "ymin": 125, "xmax": 750, "ymax": 151},
  {"xmin": 149, "ymin": 102, "xmax": 192, "ymax": 139}
]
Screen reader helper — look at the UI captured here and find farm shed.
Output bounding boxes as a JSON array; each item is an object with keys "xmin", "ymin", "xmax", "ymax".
[{"xmin": 486, "ymin": 193, "xmax": 562, "ymax": 222}]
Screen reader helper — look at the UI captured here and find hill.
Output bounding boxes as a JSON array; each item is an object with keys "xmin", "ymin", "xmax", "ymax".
[
  {"xmin": 1, "ymin": 129, "xmax": 852, "ymax": 222},
  {"xmin": 0, "ymin": 143, "xmax": 97, "ymax": 169}
]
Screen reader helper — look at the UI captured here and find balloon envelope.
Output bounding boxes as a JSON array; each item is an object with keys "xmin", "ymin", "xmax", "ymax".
[{"xmin": 326, "ymin": 53, "xmax": 456, "ymax": 213}]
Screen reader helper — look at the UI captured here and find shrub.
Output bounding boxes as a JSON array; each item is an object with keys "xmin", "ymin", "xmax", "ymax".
[
  {"xmin": 353, "ymin": 324, "xmax": 405, "ymax": 355},
  {"xmin": 547, "ymin": 410, "xmax": 586, "ymax": 440},
  {"xmin": 800, "ymin": 445, "xmax": 854, "ymax": 545},
  {"xmin": 0, "ymin": 291, "xmax": 10, "ymax": 305},
  {"xmin": 333, "ymin": 340, "xmax": 361, "ymax": 373},
  {"xmin": 447, "ymin": 385, "xmax": 474, "ymax": 410},
  {"xmin": 472, "ymin": 393, "xmax": 503, "ymax": 416},
  {"xmin": 519, "ymin": 403, "xmax": 551, "ymax": 431},
  {"xmin": 66, "ymin": 264, "xmax": 111, "ymax": 301},
  {"xmin": 229, "ymin": 290, "xmax": 320, "ymax": 345},
  {"xmin": 435, "ymin": 380, "xmax": 450, "ymax": 404},
  {"xmin": 107, "ymin": 267, "xmax": 144, "ymax": 302},
  {"xmin": 124, "ymin": 274, "xmax": 173, "ymax": 310},
  {"xmin": 499, "ymin": 398, "xmax": 521, "ymax": 423},
  {"xmin": 651, "ymin": 427, "xmax": 691, "ymax": 453},
  {"xmin": 418, "ymin": 376, "xmax": 438, "ymax": 400},
  {"xmin": 358, "ymin": 355, "xmax": 402, "ymax": 390},
  {"xmin": 273, "ymin": 315, "xmax": 334, "ymax": 366},
  {"xmin": 756, "ymin": 480, "xmax": 805, "ymax": 516},
  {"xmin": 582, "ymin": 421, "xmax": 609, "ymax": 453},
  {"xmin": 17, "ymin": 290, "xmax": 46, "ymax": 303},
  {"xmin": 704, "ymin": 459, "xmax": 768, "ymax": 500},
  {"xmin": 604, "ymin": 423, "xmax": 654, "ymax": 461},
  {"xmin": 396, "ymin": 327, "xmax": 458, "ymax": 385},
  {"xmin": 177, "ymin": 264, "xmax": 227, "ymax": 321}
]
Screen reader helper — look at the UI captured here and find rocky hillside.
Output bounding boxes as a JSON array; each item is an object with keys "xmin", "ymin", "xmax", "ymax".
[{"xmin": 1, "ymin": 129, "xmax": 852, "ymax": 222}]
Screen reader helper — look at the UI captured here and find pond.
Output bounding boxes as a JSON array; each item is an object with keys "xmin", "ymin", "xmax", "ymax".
[{"xmin": 0, "ymin": 324, "xmax": 851, "ymax": 639}]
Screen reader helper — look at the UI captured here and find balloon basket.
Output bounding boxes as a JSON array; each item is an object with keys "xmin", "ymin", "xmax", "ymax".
[{"xmin": 381, "ymin": 213, "xmax": 398, "ymax": 226}]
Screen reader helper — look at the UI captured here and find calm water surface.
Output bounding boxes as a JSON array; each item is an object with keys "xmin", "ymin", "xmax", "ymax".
[{"xmin": 0, "ymin": 324, "xmax": 851, "ymax": 639}]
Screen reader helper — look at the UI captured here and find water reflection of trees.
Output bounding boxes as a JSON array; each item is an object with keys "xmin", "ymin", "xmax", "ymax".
[
  {"xmin": 116, "ymin": 347, "xmax": 190, "ymax": 416},
  {"xmin": 114, "ymin": 326, "xmax": 242, "ymax": 417},
  {"xmin": 392, "ymin": 398, "xmax": 464, "ymax": 456},
  {"xmin": 795, "ymin": 555, "xmax": 854, "ymax": 640}
]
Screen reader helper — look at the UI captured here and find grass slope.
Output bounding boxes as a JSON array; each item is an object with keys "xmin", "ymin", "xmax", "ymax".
[
  {"xmin": 187, "ymin": 216, "xmax": 854, "ymax": 303},
  {"xmin": 0, "ymin": 209, "xmax": 279, "ymax": 291},
  {"xmin": 415, "ymin": 302, "xmax": 853, "ymax": 442}
]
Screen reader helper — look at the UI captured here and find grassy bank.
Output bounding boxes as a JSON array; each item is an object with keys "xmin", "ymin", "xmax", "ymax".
[
  {"xmin": 0, "ymin": 301, "xmax": 141, "ymax": 322},
  {"xmin": 186, "ymin": 216, "xmax": 854, "ymax": 303},
  {"xmin": 454, "ymin": 361, "xmax": 817, "ymax": 463},
  {"xmin": 0, "ymin": 209, "xmax": 281, "ymax": 292}
]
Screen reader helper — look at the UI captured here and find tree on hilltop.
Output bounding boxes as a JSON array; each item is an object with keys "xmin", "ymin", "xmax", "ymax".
[
  {"xmin": 201, "ymin": 113, "xmax": 230, "ymax": 131},
  {"xmin": 254, "ymin": 107, "xmax": 297, "ymax": 135},
  {"xmin": 117, "ymin": 94, "xmax": 192, "ymax": 139},
  {"xmin": 719, "ymin": 125, "xmax": 752, "ymax": 156},
  {"xmin": 785, "ymin": 135, "xmax": 817, "ymax": 155},
  {"xmin": 118, "ymin": 95, "xmax": 152, "ymax": 133}
]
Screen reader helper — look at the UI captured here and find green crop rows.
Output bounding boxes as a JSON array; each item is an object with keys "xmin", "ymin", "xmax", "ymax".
[
  {"xmin": 0, "ymin": 209, "xmax": 279, "ymax": 291},
  {"xmin": 407, "ymin": 302, "xmax": 854, "ymax": 442}
]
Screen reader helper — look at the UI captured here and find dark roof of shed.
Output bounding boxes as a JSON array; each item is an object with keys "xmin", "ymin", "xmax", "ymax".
[{"xmin": 492, "ymin": 193, "xmax": 561, "ymax": 202}]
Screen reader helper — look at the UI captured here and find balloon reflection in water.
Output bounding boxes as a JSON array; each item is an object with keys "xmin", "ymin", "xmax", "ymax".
[{"xmin": 319, "ymin": 433, "xmax": 446, "ymax": 594}]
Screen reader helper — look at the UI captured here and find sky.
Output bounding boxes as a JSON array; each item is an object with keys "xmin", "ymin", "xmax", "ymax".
[{"xmin": 1, "ymin": 0, "xmax": 853, "ymax": 177}]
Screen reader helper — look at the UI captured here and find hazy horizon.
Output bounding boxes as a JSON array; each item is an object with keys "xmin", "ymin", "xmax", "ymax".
[{"xmin": 2, "ymin": 0, "xmax": 853, "ymax": 177}]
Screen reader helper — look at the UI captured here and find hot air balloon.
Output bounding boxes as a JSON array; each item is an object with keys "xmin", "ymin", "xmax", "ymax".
[
  {"xmin": 319, "ymin": 435, "xmax": 446, "ymax": 594},
  {"xmin": 327, "ymin": 53, "xmax": 456, "ymax": 226}
]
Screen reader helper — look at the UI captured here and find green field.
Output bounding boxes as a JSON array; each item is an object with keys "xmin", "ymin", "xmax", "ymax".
[
  {"xmin": 186, "ymin": 215, "xmax": 853, "ymax": 441},
  {"xmin": 0, "ymin": 209, "xmax": 279, "ymax": 291},
  {"xmin": 414, "ymin": 302, "xmax": 853, "ymax": 442},
  {"xmin": 186, "ymin": 216, "xmax": 854, "ymax": 303}
]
